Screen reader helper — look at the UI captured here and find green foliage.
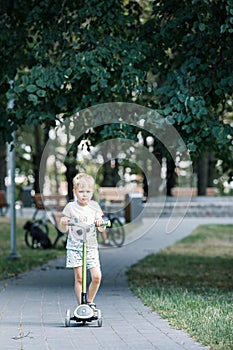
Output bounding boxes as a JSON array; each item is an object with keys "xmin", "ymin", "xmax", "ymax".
[
  {"xmin": 142, "ymin": 0, "xmax": 233, "ymax": 160},
  {"xmin": 0, "ymin": 0, "xmax": 232, "ymax": 174},
  {"xmin": 0, "ymin": 0, "xmax": 146, "ymax": 144}
]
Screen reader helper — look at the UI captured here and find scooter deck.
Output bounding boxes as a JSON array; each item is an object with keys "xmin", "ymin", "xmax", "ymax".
[
  {"xmin": 65, "ymin": 306, "xmax": 102, "ymax": 327},
  {"xmin": 73, "ymin": 303, "xmax": 96, "ymax": 320}
]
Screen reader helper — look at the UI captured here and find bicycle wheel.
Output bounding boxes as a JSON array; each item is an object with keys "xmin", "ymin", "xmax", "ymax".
[
  {"xmin": 108, "ymin": 217, "xmax": 125, "ymax": 247},
  {"xmin": 24, "ymin": 220, "xmax": 49, "ymax": 249}
]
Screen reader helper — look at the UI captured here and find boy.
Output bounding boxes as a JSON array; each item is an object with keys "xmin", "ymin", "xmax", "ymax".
[{"xmin": 60, "ymin": 173, "xmax": 106, "ymax": 310}]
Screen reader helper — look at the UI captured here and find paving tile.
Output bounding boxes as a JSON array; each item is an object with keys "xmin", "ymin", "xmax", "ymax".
[{"xmin": 1, "ymin": 217, "xmax": 231, "ymax": 349}]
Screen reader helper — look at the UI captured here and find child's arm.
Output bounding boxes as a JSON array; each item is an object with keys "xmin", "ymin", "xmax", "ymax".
[
  {"xmin": 94, "ymin": 218, "xmax": 106, "ymax": 232},
  {"xmin": 60, "ymin": 216, "xmax": 71, "ymax": 233}
]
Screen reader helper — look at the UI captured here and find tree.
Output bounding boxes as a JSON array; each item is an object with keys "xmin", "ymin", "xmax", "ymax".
[
  {"xmin": 0, "ymin": 0, "xmax": 146, "ymax": 144},
  {"xmin": 0, "ymin": 0, "xmax": 232, "ymax": 195},
  {"xmin": 0, "ymin": 0, "xmax": 149, "ymax": 193},
  {"xmin": 138, "ymin": 0, "xmax": 233, "ymax": 193}
]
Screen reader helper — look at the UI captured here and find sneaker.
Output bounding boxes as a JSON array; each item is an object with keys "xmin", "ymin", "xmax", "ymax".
[
  {"xmin": 87, "ymin": 302, "xmax": 96, "ymax": 311},
  {"xmin": 103, "ymin": 239, "xmax": 112, "ymax": 246}
]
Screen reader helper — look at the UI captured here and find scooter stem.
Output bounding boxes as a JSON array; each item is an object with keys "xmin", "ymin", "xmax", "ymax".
[{"xmin": 81, "ymin": 229, "xmax": 87, "ymax": 304}]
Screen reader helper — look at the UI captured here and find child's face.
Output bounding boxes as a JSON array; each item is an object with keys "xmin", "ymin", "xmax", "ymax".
[{"xmin": 73, "ymin": 183, "xmax": 93, "ymax": 206}]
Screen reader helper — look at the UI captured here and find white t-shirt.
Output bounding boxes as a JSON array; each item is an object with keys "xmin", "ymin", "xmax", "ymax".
[{"xmin": 62, "ymin": 200, "xmax": 103, "ymax": 250}]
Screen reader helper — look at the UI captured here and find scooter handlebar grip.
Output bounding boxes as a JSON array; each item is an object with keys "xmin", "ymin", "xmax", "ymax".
[{"xmin": 97, "ymin": 220, "xmax": 111, "ymax": 228}]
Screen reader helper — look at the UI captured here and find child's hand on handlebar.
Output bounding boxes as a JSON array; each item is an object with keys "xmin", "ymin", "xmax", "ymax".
[
  {"xmin": 94, "ymin": 218, "xmax": 106, "ymax": 232},
  {"xmin": 60, "ymin": 216, "xmax": 70, "ymax": 227}
]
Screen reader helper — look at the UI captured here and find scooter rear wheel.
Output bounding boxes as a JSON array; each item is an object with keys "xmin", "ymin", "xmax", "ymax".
[
  {"xmin": 65, "ymin": 309, "xmax": 71, "ymax": 327},
  {"xmin": 97, "ymin": 309, "xmax": 102, "ymax": 327}
]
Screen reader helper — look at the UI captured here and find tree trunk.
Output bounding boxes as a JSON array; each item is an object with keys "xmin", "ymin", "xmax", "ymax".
[
  {"xmin": 207, "ymin": 152, "xmax": 215, "ymax": 187},
  {"xmin": 64, "ymin": 140, "xmax": 78, "ymax": 200},
  {"xmin": 65, "ymin": 159, "xmax": 77, "ymax": 200},
  {"xmin": 33, "ymin": 125, "xmax": 42, "ymax": 194},
  {"xmin": 100, "ymin": 142, "xmax": 120, "ymax": 187},
  {"xmin": 33, "ymin": 124, "xmax": 50, "ymax": 194},
  {"xmin": 197, "ymin": 154, "xmax": 208, "ymax": 195},
  {"xmin": 150, "ymin": 149, "xmax": 163, "ymax": 197},
  {"xmin": 101, "ymin": 160, "xmax": 120, "ymax": 187},
  {"xmin": 166, "ymin": 156, "xmax": 176, "ymax": 196}
]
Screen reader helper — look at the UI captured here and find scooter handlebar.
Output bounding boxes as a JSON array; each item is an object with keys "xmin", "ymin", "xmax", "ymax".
[
  {"xmin": 67, "ymin": 220, "xmax": 111, "ymax": 228},
  {"xmin": 97, "ymin": 220, "xmax": 111, "ymax": 228}
]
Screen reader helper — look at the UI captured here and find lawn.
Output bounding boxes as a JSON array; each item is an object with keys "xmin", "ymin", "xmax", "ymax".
[
  {"xmin": 0, "ymin": 217, "xmax": 66, "ymax": 280},
  {"xmin": 127, "ymin": 225, "xmax": 233, "ymax": 350}
]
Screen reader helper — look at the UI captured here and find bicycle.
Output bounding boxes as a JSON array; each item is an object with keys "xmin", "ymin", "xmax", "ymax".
[
  {"xmin": 102, "ymin": 211, "xmax": 125, "ymax": 247},
  {"xmin": 24, "ymin": 211, "xmax": 67, "ymax": 249},
  {"xmin": 24, "ymin": 217, "xmax": 50, "ymax": 249}
]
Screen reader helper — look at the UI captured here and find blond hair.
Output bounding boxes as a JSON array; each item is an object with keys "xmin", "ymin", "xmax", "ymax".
[{"xmin": 73, "ymin": 173, "xmax": 95, "ymax": 190}]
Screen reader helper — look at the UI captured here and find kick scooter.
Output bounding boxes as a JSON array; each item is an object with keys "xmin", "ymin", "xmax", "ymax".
[{"xmin": 65, "ymin": 220, "xmax": 110, "ymax": 327}]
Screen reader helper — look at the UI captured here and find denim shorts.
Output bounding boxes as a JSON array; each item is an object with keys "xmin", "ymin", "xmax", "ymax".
[{"xmin": 66, "ymin": 248, "xmax": 100, "ymax": 269}]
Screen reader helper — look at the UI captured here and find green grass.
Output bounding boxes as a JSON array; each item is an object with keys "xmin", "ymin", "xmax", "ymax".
[
  {"xmin": 0, "ymin": 217, "xmax": 66, "ymax": 280},
  {"xmin": 127, "ymin": 225, "xmax": 233, "ymax": 350}
]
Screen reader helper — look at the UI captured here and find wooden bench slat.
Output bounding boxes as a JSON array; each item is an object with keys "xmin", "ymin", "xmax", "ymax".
[
  {"xmin": 33, "ymin": 193, "xmax": 67, "ymax": 219},
  {"xmin": 34, "ymin": 194, "xmax": 67, "ymax": 210},
  {"xmin": 99, "ymin": 186, "xmax": 143, "ymax": 202}
]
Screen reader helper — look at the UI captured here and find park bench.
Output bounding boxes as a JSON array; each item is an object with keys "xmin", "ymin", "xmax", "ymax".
[
  {"xmin": 33, "ymin": 193, "xmax": 67, "ymax": 219},
  {"xmin": 0, "ymin": 190, "xmax": 8, "ymax": 216},
  {"xmin": 99, "ymin": 185, "xmax": 143, "ymax": 203},
  {"xmin": 171, "ymin": 187, "xmax": 218, "ymax": 197},
  {"xmin": 98, "ymin": 186, "xmax": 144, "ymax": 218}
]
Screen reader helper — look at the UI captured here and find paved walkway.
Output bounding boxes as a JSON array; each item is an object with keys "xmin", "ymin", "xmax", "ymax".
[{"xmin": 1, "ymin": 216, "xmax": 233, "ymax": 350}]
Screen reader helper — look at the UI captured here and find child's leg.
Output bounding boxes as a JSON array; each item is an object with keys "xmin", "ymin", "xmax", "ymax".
[
  {"xmin": 87, "ymin": 266, "xmax": 102, "ymax": 303},
  {"xmin": 73, "ymin": 266, "xmax": 82, "ymax": 305}
]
